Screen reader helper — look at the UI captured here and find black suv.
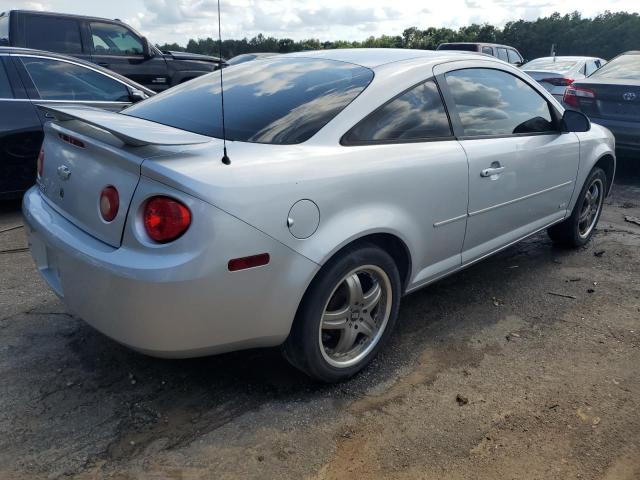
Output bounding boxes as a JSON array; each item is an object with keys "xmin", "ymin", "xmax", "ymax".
[
  {"xmin": 437, "ymin": 43, "xmax": 525, "ymax": 66},
  {"xmin": 0, "ymin": 10, "xmax": 224, "ymax": 92}
]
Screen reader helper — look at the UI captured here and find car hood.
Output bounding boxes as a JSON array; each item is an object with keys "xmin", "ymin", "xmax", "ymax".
[{"xmin": 164, "ymin": 51, "xmax": 223, "ymax": 63}]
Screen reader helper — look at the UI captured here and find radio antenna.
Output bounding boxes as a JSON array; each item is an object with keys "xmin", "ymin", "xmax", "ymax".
[{"xmin": 217, "ymin": 0, "xmax": 230, "ymax": 165}]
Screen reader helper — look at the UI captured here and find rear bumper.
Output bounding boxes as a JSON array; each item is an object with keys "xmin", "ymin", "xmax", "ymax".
[
  {"xmin": 590, "ymin": 117, "xmax": 640, "ymax": 152},
  {"xmin": 22, "ymin": 183, "xmax": 319, "ymax": 357}
]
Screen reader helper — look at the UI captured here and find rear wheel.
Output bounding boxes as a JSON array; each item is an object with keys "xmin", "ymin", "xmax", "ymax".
[
  {"xmin": 547, "ymin": 167, "xmax": 606, "ymax": 247},
  {"xmin": 283, "ymin": 245, "xmax": 401, "ymax": 382}
]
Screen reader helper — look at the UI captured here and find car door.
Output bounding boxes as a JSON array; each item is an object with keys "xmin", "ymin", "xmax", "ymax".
[
  {"xmin": 434, "ymin": 62, "xmax": 580, "ymax": 264},
  {"xmin": 12, "ymin": 54, "xmax": 135, "ymax": 122},
  {"xmin": 342, "ymin": 78, "xmax": 469, "ymax": 285},
  {"xmin": 0, "ymin": 55, "xmax": 43, "ymax": 196},
  {"xmin": 87, "ymin": 21, "xmax": 169, "ymax": 91}
]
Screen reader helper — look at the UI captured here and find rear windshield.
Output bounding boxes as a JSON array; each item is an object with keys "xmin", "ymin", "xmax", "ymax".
[
  {"xmin": 522, "ymin": 58, "xmax": 578, "ymax": 73},
  {"xmin": 437, "ymin": 44, "xmax": 478, "ymax": 52},
  {"xmin": 124, "ymin": 57, "xmax": 374, "ymax": 144},
  {"xmin": 0, "ymin": 15, "xmax": 9, "ymax": 45},
  {"xmin": 590, "ymin": 54, "xmax": 640, "ymax": 80}
]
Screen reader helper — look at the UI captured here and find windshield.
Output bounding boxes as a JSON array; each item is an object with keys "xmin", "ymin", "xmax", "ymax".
[
  {"xmin": 590, "ymin": 54, "xmax": 640, "ymax": 80},
  {"xmin": 124, "ymin": 57, "xmax": 373, "ymax": 144},
  {"xmin": 0, "ymin": 15, "xmax": 9, "ymax": 45},
  {"xmin": 522, "ymin": 58, "xmax": 579, "ymax": 73}
]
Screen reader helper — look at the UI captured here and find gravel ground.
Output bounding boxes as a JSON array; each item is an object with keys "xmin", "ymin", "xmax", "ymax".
[{"xmin": 0, "ymin": 158, "xmax": 639, "ymax": 480}]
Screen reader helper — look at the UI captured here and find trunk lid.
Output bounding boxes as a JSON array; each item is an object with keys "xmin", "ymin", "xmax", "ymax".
[
  {"xmin": 36, "ymin": 105, "xmax": 211, "ymax": 248},
  {"xmin": 572, "ymin": 78, "xmax": 640, "ymax": 122}
]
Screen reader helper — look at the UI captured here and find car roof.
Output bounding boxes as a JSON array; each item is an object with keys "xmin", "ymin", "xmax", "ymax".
[
  {"xmin": 526, "ymin": 56, "xmax": 601, "ymax": 61},
  {"xmin": 439, "ymin": 42, "xmax": 515, "ymax": 48},
  {"xmin": 0, "ymin": 46, "xmax": 155, "ymax": 95},
  {"xmin": 2, "ymin": 9, "xmax": 126, "ymax": 24},
  {"xmin": 285, "ymin": 48, "xmax": 482, "ymax": 68}
]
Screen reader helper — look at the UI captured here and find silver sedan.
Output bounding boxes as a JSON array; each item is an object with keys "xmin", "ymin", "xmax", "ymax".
[{"xmin": 23, "ymin": 49, "xmax": 616, "ymax": 382}]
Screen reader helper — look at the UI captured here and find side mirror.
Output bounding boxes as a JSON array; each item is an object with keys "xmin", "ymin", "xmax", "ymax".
[
  {"xmin": 562, "ymin": 109, "xmax": 591, "ymax": 133},
  {"xmin": 141, "ymin": 37, "xmax": 153, "ymax": 58},
  {"xmin": 129, "ymin": 89, "xmax": 147, "ymax": 103}
]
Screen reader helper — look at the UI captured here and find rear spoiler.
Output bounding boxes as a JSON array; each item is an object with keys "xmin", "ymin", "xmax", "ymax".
[{"xmin": 37, "ymin": 104, "xmax": 212, "ymax": 147}]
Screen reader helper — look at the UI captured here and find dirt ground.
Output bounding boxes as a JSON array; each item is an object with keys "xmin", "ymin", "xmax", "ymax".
[{"xmin": 1, "ymin": 158, "xmax": 639, "ymax": 480}]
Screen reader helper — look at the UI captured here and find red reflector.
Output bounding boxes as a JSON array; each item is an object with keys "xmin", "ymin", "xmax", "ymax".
[
  {"xmin": 228, "ymin": 253, "xmax": 270, "ymax": 272},
  {"xmin": 143, "ymin": 196, "xmax": 191, "ymax": 243},
  {"xmin": 59, "ymin": 133, "xmax": 85, "ymax": 148},
  {"xmin": 99, "ymin": 186, "xmax": 119, "ymax": 222},
  {"xmin": 37, "ymin": 147, "xmax": 44, "ymax": 178}
]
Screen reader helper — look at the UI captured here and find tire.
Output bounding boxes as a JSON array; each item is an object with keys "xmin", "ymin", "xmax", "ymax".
[
  {"xmin": 547, "ymin": 167, "xmax": 607, "ymax": 248},
  {"xmin": 283, "ymin": 244, "xmax": 401, "ymax": 383}
]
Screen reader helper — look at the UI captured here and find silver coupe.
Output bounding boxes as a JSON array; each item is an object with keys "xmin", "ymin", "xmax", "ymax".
[{"xmin": 23, "ymin": 49, "xmax": 616, "ymax": 382}]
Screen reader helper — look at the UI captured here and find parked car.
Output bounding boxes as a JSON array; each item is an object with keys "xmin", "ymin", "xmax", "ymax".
[
  {"xmin": 226, "ymin": 53, "xmax": 279, "ymax": 66},
  {"xmin": 437, "ymin": 42, "xmax": 524, "ymax": 66},
  {"xmin": 564, "ymin": 51, "xmax": 640, "ymax": 152},
  {"xmin": 0, "ymin": 47, "xmax": 154, "ymax": 198},
  {"xmin": 0, "ymin": 10, "xmax": 224, "ymax": 92},
  {"xmin": 522, "ymin": 56, "xmax": 607, "ymax": 103},
  {"xmin": 23, "ymin": 49, "xmax": 615, "ymax": 382}
]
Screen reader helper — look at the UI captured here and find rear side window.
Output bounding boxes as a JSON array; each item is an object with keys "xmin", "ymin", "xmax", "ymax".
[
  {"xmin": 482, "ymin": 46, "xmax": 493, "ymax": 56},
  {"xmin": 343, "ymin": 80, "xmax": 451, "ymax": 144},
  {"xmin": 497, "ymin": 48, "xmax": 509, "ymax": 62},
  {"xmin": 90, "ymin": 22, "xmax": 143, "ymax": 56},
  {"xmin": 445, "ymin": 68, "xmax": 555, "ymax": 137},
  {"xmin": 0, "ymin": 15, "xmax": 9, "ymax": 45},
  {"xmin": 23, "ymin": 15, "xmax": 82, "ymax": 54},
  {"xmin": 125, "ymin": 58, "xmax": 374, "ymax": 144},
  {"xmin": 0, "ymin": 60, "xmax": 14, "ymax": 98},
  {"xmin": 20, "ymin": 57, "xmax": 130, "ymax": 101}
]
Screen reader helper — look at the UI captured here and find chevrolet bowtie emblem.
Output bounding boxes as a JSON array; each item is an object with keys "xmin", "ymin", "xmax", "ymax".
[{"xmin": 57, "ymin": 165, "xmax": 71, "ymax": 181}]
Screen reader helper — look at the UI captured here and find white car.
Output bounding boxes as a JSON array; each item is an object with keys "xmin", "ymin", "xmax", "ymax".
[
  {"xmin": 522, "ymin": 56, "xmax": 607, "ymax": 103},
  {"xmin": 24, "ymin": 49, "xmax": 615, "ymax": 382}
]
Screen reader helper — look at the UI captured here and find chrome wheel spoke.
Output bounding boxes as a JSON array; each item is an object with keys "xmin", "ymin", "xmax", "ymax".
[
  {"xmin": 345, "ymin": 273, "xmax": 365, "ymax": 307},
  {"xmin": 362, "ymin": 282, "xmax": 381, "ymax": 313},
  {"xmin": 359, "ymin": 314, "xmax": 377, "ymax": 338},
  {"xmin": 322, "ymin": 306, "xmax": 349, "ymax": 330},
  {"xmin": 334, "ymin": 327, "xmax": 359, "ymax": 354}
]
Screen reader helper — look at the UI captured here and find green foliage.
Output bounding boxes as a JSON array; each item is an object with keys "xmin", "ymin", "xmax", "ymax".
[{"xmin": 169, "ymin": 11, "xmax": 639, "ymax": 61}]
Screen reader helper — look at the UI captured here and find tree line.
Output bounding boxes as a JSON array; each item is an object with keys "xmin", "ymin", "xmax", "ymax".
[{"xmin": 157, "ymin": 11, "xmax": 639, "ymax": 61}]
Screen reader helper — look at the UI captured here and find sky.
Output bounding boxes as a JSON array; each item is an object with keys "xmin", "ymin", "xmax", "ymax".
[{"xmin": 2, "ymin": 0, "xmax": 638, "ymax": 46}]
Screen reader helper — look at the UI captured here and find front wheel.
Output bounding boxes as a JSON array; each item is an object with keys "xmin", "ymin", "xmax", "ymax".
[
  {"xmin": 547, "ymin": 167, "xmax": 607, "ymax": 247},
  {"xmin": 283, "ymin": 245, "xmax": 401, "ymax": 383}
]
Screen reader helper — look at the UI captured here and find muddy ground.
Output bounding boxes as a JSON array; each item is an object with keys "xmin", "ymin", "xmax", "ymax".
[{"xmin": 1, "ymin": 159, "xmax": 639, "ymax": 480}]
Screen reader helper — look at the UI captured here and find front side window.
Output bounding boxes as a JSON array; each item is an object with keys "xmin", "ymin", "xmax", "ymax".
[
  {"xmin": 507, "ymin": 49, "xmax": 522, "ymax": 64},
  {"xmin": 0, "ymin": 60, "xmax": 14, "ymax": 98},
  {"xmin": 445, "ymin": 68, "xmax": 556, "ymax": 137},
  {"xmin": 20, "ymin": 57, "xmax": 130, "ymax": 102},
  {"xmin": 125, "ymin": 58, "xmax": 374, "ymax": 144},
  {"xmin": 497, "ymin": 48, "xmax": 509, "ymax": 62},
  {"xmin": 343, "ymin": 80, "xmax": 451, "ymax": 144},
  {"xmin": 591, "ymin": 54, "xmax": 639, "ymax": 80},
  {"xmin": 90, "ymin": 22, "xmax": 143, "ymax": 56},
  {"xmin": 23, "ymin": 15, "xmax": 82, "ymax": 54}
]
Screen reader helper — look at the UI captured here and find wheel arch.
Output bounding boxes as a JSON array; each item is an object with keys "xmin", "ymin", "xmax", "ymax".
[{"xmin": 594, "ymin": 153, "xmax": 615, "ymax": 196}]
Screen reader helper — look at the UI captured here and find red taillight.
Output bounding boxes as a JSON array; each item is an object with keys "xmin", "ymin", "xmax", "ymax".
[
  {"xmin": 37, "ymin": 148, "xmax": 44, "ymax": 178},
  {"xmin": 59, "ymin": 133, "xmax": 85, "ymax": 148},
  {"xmin": 542, "ymin": 77, "xmax": 574, "ymax": 86},
  {"xmin": 228, "ymin": 253, "xmax": 270, "ymax": 272},
  {"xmin": 563, "ymin": 86, "xmax": 596, "ymax": 108},
  {"xmin": 143, "ymin": 196, "xmax": 191, "ymax": 243},
  {"xmin": 99, "ymin": 186, "xmax": 120, "ymax": 222}
]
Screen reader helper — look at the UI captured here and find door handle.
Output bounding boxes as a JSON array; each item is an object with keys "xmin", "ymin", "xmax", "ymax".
[{"xmin": 480, "ymin": 165, "xmax": 505, "ymax": 177}]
